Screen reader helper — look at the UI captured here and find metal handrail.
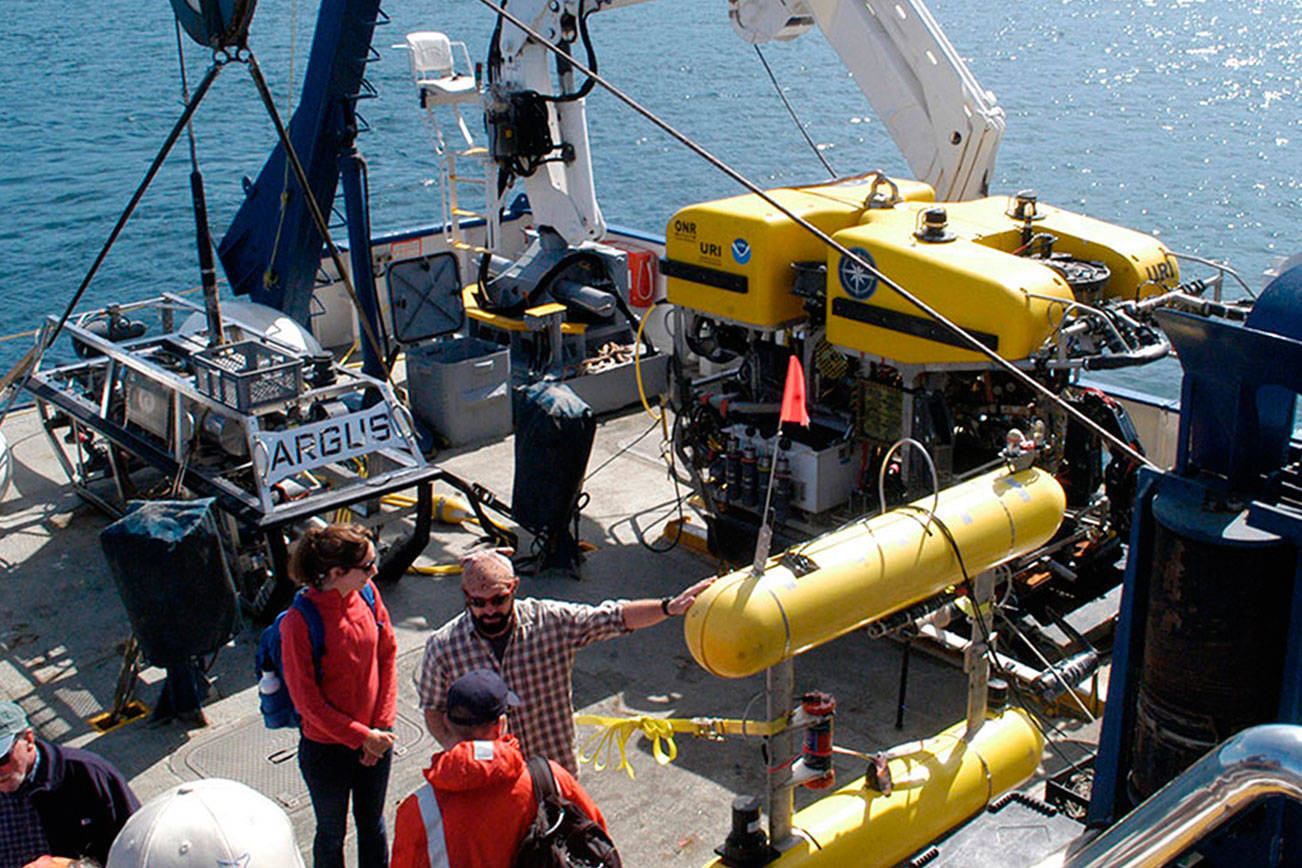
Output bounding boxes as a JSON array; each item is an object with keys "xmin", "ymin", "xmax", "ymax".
[{"xmin": 1048, "ymin": 724, "xmax": 1302, "ymax": 868}]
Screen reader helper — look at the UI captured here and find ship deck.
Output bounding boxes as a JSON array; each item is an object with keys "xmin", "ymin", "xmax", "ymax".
[{"xmin": 0, "ymin": 401, "xmax": 1095, "ymax": 866}]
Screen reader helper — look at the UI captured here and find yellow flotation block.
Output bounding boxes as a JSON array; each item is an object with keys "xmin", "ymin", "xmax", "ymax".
[
  {"xmin": 664, "ymin": 175, "xmax": 935, "ymax": 328},
  {"xmin": 825, "ymin": 196, "xmax": 1176, "ymax": 364},
  {"xmin": 684, "ymin": 466, "xmax": 1065, "ymax": 678},
  {"xmin": 665, "ymin": 179, "xmax": 1175, "ymax": 365},
  {"xmin": 700, "ymin": 708, "xmax": 1046, "ymax": 868}
]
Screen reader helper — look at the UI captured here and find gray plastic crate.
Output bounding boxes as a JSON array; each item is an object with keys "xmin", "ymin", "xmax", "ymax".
[
  {"xmin": 192, "ymin": 340, "xmax": 303, "ymax": 412},
  {"xmin": 407, "ymin": 337, "xmax": 512, "ymax": 446}
]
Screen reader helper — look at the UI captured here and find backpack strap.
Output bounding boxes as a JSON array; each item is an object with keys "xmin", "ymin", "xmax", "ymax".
[
  {"xmin": 290, "ymin": 591, "xmax": 327, "ymax": 683},
  {"xmin": 291, "ymin": 584, "xmax": 381, "ymax": 685},
  {"xmin": 360, "ymin": 581, "xmax": 382, "ymax": 626},
  {"xmin": 527, "ymin": 755, "xmax": 559, "ymax": 805}
]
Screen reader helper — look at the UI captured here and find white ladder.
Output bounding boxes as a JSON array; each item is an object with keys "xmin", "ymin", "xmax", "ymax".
[{"xmin": 403, "ymin": 31, "xmax": 497, "ymax": 275}]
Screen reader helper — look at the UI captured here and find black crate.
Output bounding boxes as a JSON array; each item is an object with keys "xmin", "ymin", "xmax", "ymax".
[
  {"xmin": 1045, "ymin": 754, "xmax": 1094, "ymax": 819},
  {"xmin": 192, "ymin": 340, "xmax": 303, "ymax": 412}
]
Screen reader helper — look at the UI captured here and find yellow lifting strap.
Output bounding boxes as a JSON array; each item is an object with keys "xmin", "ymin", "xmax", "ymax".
[{"xmin": 573, "ymin": 712, "xmax": 785, "ymax": 779}]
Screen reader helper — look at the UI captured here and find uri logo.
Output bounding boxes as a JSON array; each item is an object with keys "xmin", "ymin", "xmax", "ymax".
[
  {"xmin": 731, "ymin": 238, "xmax": 752, "ymax": 265},
  {"xmin": 838, "ymin": 247, "xmax": 878, "ymax": 300}
]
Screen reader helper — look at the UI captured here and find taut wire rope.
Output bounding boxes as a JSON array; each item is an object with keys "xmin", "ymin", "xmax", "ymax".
[{"xmin": 465, "ymin": 0, "xmax": 1155, "ymax": 471}]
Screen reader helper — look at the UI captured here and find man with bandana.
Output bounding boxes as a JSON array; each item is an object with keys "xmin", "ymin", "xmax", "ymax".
[{"xmin": 416, "ymin": 549, "xmax": 714, "ymax": 775}]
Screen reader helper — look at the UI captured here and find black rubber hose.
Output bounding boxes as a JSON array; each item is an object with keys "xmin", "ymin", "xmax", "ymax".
[
  {"xmin": 375, "ymin": 482, "xmax": 433, "ymax": 584},
  {"xmin": 1081, "ymin": 338, "xmax": 1170, "ymax": 370}
]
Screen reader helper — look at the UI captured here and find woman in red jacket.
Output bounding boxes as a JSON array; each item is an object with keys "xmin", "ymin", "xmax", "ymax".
[{"xmin": 282, "ymin": 523, "xmax": 398, "ymax": 868}]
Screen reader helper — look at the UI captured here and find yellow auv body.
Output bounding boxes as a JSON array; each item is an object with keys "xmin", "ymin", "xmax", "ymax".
[
  {"xmin": 700, "ymin": 709, "xmax": 1046, "ymax": 868},
  {"xmin": 958, "ymin": 197, "xmax": 1176, "ymax": 302},
  {"xmin": 684, "ymin": 466, "xmax": 1066, "ymax": 678},
  {"xmin": 664, "ymin": 176, "xmax": 934, "ymax": 327}
]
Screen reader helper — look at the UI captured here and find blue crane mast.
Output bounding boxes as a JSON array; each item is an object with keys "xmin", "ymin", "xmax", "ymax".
[{"xmin": 217, "ymin": 0, "xmax": 387, "ymax": 377}]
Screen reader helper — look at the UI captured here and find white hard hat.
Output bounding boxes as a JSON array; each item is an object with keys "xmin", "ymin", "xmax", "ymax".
[{"xmin": 106, "ymin": 778, "xmax": 305, "ymax": 868}]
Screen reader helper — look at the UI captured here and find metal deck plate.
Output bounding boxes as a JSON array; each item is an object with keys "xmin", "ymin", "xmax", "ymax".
[
  {"xmin": 171, "ymin": 711, "xmax": 427, "ymax": 813},
  {"xmin": 170, "ymin": 649, "xmax": 432, "ymax": 813},
  {"xmin": 903, "ymin": 793, "xmax": 1085, "ymax": 867}
]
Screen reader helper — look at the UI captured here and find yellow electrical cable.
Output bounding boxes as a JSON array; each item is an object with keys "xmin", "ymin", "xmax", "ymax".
[
  {"xmin": 381, "ymin": 493, "xmax": 480, "ymax": 525},
  {"xmin": 382, "ymin": 494, "xmax": 417, "ymax": 507},
  {"xmin": 574, "ymin": 712, "xmax": 785, "ymax": 778},
  {"xmin": 633, "ymin": 305, "xmax": 662, "ymax": 422},
  {"xmin": 406, "ymin": 564, "xmax": 463, "ymax": 576}
]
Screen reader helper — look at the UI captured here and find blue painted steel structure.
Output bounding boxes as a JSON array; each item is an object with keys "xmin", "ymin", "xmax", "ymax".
[
  {"xmin": 1089, "ymin": 262, "xmax": 1302, "ymax": 862},
  {"xmin": 217, "ymin": 0, "xmax": 386, "ymax": 375},
  {"xmin": 169, "ymin": 0, "xmax": 256, "ymax": 49}
]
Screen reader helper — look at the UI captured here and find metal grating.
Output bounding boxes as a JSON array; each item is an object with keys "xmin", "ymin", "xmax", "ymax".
[{"xmin": 172, "ymin": 711, "xmax": 428, "ymax": 813}]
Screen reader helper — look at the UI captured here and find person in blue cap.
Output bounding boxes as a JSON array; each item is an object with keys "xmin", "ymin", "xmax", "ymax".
[
  {"xmin": 392, "ymin": 669, "xmax": 610, "ymax": 868},
  {"xmin": 0, "ymin": 701, "xmax": 138, "ymax": 868}
]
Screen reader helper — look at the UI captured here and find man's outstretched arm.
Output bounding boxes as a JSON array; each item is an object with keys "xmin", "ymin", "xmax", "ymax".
[{"xmin": 621, "ymin": 576, "xmax": 716, "ymax": 630}]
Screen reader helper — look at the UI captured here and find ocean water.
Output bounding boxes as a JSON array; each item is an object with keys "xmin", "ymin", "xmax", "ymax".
[{"xmin": 1, "ymin": 0, "xmax": 1299, "ymax": 400}]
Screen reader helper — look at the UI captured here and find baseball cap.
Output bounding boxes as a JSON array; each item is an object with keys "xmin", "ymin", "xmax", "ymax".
[
  {"xmin": 446, "ymin": 669, "xmax": 520, "ymax": 726},
  {"xmin": 0, "ymin": 702, "xmax": 30, "ymax": 757},
  {"xmin": 106, "ymin": 778, "xmax": 305, "ymax": 868}
]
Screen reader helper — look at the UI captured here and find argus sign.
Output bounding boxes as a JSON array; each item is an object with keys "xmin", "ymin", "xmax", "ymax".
[{"xmin": 254, "ymin": 408, "xmax": 400, "ymax": 486}]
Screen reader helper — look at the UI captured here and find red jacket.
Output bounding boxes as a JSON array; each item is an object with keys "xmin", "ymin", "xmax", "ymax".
[
  {"xmin": 280, "ymin": 580, "xmax": 397, "ymax": 749},
  {"xmin": 391, "ymin": 734, "xmax": 607, "ymax": 868}
]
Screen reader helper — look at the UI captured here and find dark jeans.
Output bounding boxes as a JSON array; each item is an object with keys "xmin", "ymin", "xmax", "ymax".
[{"xmin": 298, "ymin": 736, "xmax": 391, "ymax": 868}]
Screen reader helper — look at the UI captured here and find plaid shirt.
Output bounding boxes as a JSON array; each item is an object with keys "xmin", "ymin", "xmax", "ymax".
[
  {"xmin": 0, "ymin": 788, "xmax": 49, "ymax": 868},
  {"xmin": 416, "ymin": 597, "xmax": 627, "ymax": 774}
]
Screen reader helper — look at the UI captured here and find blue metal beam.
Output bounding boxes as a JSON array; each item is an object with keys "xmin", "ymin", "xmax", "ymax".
[{"xmin": 218, "ymin": 0, "xmax": 382, "ymax": 327}]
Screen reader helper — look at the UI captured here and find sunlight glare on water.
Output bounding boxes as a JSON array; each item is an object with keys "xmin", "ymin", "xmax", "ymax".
[{"xmin": 0, "ymin": 0, "xmax": 1298, "ymax": 399}]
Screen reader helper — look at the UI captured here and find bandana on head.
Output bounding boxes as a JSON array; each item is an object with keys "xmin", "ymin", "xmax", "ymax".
[{"xmin": 459, "ymin": 548, "xmax": 517, "ymax": 596}]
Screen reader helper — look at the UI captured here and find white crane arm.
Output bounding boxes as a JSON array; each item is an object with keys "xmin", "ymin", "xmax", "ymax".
[
  {"xmin": 734, "ymin": 0, "xmax": 1005, "ymax": 201},
  {"xmin": 494, "ymin": 0, "xmax": 606, "ymax": 243},
  {"xmin": 486, "ymin": 0, "xmax": 1003, "ymax": 247}
]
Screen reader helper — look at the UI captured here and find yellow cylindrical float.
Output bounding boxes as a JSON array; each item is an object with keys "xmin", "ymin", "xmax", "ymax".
[
  {"xmin": 684, "ymin": 467, "xmax": 1065, "ymax": 678},
  {"xmin": 701, "ymin": 708, "xmax": 1046, "ymax": 868}
]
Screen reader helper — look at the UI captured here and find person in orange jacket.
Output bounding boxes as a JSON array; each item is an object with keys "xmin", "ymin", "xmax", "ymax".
[{"xmin": 392, "ymin": 669, "xmax": 609, "ymax": 868}]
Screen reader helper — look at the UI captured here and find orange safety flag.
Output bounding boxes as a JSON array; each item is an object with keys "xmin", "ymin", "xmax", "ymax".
[{"xmin": 779, "ymin": 355, "xmax": 810, "ymax": 428}]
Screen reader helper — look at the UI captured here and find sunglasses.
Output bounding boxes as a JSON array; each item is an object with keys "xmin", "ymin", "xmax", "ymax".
[
  {"xmin": 0, "ymin": 745, "xmax": 14, "ymax": 766},
  {"xmin": 465, "ymin": 592, "xmax": 512, "ymax": 609},
  {"xmin": 353, "ymin": 557, "xmax": 377, "ymax": 572}
]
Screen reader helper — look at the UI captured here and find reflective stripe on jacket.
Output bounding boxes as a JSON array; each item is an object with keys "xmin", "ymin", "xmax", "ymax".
[{"xmin": 391, "ymin": 734, "xmax": 607, "ymax": 868}]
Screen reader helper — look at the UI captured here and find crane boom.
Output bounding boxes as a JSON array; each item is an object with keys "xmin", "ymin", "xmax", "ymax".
[
  {"xmin": 731, "ymin": 0, "xmax": 1004, "ymax": 200},
  {"xmin": 494, "ymin": 0, "xmax": 1005, "ymax": 248}
]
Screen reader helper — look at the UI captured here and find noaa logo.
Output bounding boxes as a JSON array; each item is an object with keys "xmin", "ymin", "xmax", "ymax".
[
  {"xmin": 731, "ymin": 238, "xmax": 751, "ymax": 265},
  {"xmin": 838, "ymin": 247, "xmax": 878, "ymax": 300}
]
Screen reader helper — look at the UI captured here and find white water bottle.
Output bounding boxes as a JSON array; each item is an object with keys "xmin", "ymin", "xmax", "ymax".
[{"xmin": 258, "ymin": 671, "xmax": 281, "ymax": 694}]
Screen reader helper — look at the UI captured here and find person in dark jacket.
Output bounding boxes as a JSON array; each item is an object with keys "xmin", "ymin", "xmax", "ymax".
[{"xmin": 0, "ymin": 701, "xmax": 138, "ymax": 868}]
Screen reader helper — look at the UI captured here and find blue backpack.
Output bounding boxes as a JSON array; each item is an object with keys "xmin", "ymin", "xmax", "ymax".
[{"xmin": 255, "ymin": 584, "xmax": 380, "ymax": 729}]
